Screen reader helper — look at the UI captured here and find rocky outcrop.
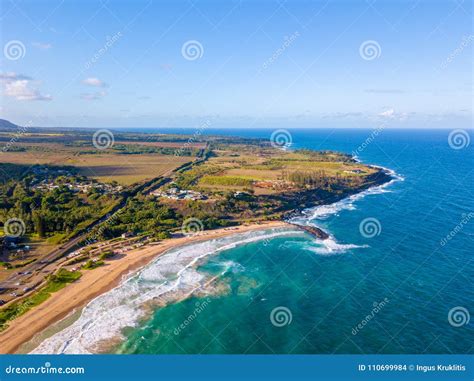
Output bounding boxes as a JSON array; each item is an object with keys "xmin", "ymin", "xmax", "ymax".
[{"xmin": 289, "ymin": 223, "xmax": 330, "ymax": 240}]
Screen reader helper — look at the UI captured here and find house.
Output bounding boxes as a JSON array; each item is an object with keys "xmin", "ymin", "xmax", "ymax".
[
  {"xmin": 151, "ymin": 188, "xmax": 205, "ymax": 201},
  {"xmin": 234, "ymin": 191, "xmax": 250, "ymax": 198}
]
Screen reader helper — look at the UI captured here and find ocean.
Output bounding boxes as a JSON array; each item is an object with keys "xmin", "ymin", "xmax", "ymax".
[{"xmin": 31, "ymin": 128, "xmax": 473, "ymax": 354}]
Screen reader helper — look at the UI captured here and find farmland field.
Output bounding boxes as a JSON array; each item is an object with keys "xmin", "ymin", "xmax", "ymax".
[
  {"xmin": 0, "ymin": 151, "xmax": 191, "ymax": 185},
  {"xmin": 0, "ymin": 128, "xmax": 203, "ymax": 187},
  {"xmin": 180, "ymin": 144, "xmax": 379, "ymax": 195}
]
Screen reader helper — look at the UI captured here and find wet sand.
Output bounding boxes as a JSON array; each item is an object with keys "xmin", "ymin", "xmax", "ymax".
[{"xmin": 0, "ymin": 221, "xmax": 289, "ymax": 354}]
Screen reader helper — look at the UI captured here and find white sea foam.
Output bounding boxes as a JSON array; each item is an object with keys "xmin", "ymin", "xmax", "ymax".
[
  {"xmin": 31, "ymin": 164, "xmax": 403, "ymax": 353},
  {"xmin": 297, "ymin": 238, "xmax": 368, "ymax": 255},
  {"xmin": 291, "ymin": 166, "xmax": 403, "ymax": 224},
  {"xmin": 289, "ymin": 165, "xmax": 403, "ymax": 254},
  {"xmin": 30, "ymin": 228, "xmax": 302, "ymax": 354}
]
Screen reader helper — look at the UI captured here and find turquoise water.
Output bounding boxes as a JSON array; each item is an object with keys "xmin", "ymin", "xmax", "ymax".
[{"xmin": 33, "ymin": 129, "xmax": 474, "ymax": 354}]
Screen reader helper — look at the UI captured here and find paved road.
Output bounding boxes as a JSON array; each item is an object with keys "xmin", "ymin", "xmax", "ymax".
[
  {"xmin": 0, "ymin": 174, "xmax": 171, "ymax": 304},
  {"xmin": 0, "ymin": 148, "xmax": 208, "ymax": 305}
]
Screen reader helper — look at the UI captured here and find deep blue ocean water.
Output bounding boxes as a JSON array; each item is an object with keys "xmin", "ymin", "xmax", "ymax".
[{"xmin": 33, "ymin": 128, "xmax": 474, "ymax": 354}]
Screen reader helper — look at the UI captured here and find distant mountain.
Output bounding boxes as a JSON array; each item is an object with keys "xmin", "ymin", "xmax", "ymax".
[{"xmin": 0, "ymin": 119, "xmax": 20, "ymax": 130}]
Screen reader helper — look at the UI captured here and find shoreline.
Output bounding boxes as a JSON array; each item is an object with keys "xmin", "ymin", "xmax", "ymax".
[
  {"xmin": 0, "ymin": 221, "xmax": 289, "ymax": 354},
  {"xmin": 282, "ymin": 167, "xmax": 394, "ymax": 220},
  {"xmin": 0, "ymin": 168, "xmax": 396, "ymax": 354}
]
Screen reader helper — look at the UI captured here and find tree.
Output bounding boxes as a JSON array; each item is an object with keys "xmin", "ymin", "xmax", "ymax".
[{"xmin": 32, "ymin": 211, "xmax": 46, "ymax": 238}]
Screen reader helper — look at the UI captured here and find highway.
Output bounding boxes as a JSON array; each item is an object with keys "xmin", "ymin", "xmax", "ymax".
[
  {"xmin": 0, "ymin": 147, "xmax": 209, "ymax": 307},
  {"xmin": 0, "ymin": 173, "xmax": 173, "ymax": 305}
]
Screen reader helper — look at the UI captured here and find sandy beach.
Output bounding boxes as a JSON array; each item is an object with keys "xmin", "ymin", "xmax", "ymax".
[{"xmin": 0, "ymin": 221, "xmax": 289, "ymax": 354}]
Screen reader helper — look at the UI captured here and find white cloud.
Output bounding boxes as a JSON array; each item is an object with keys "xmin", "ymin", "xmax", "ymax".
[
  {"xmin": 32, "ymin": 42, "xmax": 52, "ymax": 50},
  {"xmin": 0, "ymin": 72, "xmax": 52, "ymax": 101},
  {"xmin": 376, "ymin": 108, "xmax": 410, "ymax": 122},
  {"xmin": 82, "ymin": 77, "xmax": 107, "ymax": 87},
  {"xmin": 5, "ymin": 80, "xmax": 52, "ymax": 101},
  {"xmin": 378, "ymin": 108, "xmax": 395, "ymax": 118}
]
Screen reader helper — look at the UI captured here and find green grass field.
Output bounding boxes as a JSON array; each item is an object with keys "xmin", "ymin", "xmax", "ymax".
[
  {"xmin": 0, "ymin": 269, "xmax": 82, "ymax": 331},
  {"xmin": 178, "ymin": 144, "xmax": 376, "ymax": 195}
]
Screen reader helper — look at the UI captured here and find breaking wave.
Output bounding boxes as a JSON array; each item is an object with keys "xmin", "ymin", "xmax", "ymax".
[
  {"xmin": 289, "ymin": 166, "xmax": 403, "ymax": 254},
  {"xmin": 31, "ymin": 164, "xmax": 403, "ymax": 353},
  {"xmin": 296, "ymin": 238, "xmax": 368, "ymax": 255},
  {"xmin": 293, "ymin": 169, "xmax": 403, "ymax": 223},
  {"xmin": 30, "ymin": 228, "xmax": 302, "ymax": 354}
]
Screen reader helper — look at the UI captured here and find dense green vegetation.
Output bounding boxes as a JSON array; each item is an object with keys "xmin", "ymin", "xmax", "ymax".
[
  {"xmin": 0, "ymin": 258, "xmax": 36, "ymax": 270},
  {"xmin": 0, "ymin": 269, "xmax": 81, "ymax": 331},
  {"xmin": 0, "ymin": 164, "xmax": 121, "ymax": 241},
  {"xmin": 89, "ymin": 196, "xmax": 179, "ymax": 240},
  {"xmin": 283, "ymin": 170, "xmax": 365, "ymax": 189},
  {"xmin": 0, "ymin": 163, "xmax": 34, "ymax": 183},
  {"xmin": 73, "ymin": 144, "xmax": 201, "ymax": 156},
  {"xmin": 83, "ymin": 259, "xmax": 104, "ymax": 270},
  {"xmin": 173, "ymin": 165, "xmax": 221, "ymax": 189},
  {"xmin": 200, "ymin": 175, "xmax": 253, "ymax": 187},
  {"xmin": 0, "ymin": 128, "xmax": 392, "ymax": 332},
  {"xmin": 86, "ymin": 194, "xmax": 236, "ymax": 242},
  {"xmin": 80, "ymin": 145, "xmax": 387, "ymax": 241},
  {"xmin": 0, "ymin": 130, "xmax": 389, "ymax": 256},
  {"xmin": 290, "ymin": 149, "xmax": 353, "ymax": 162},
  {"xmin": 98, "ymin": 250, "xmax": 114, "ymax": 260},
  {"xmin": 111, "ymin": 144, "xmax": 200, "ymax": 156}
]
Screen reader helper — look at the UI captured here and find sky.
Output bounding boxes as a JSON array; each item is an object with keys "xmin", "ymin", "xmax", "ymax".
[{"xmin": 0, "ymin": 0, "xmax": 472, "ymax": 129}]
